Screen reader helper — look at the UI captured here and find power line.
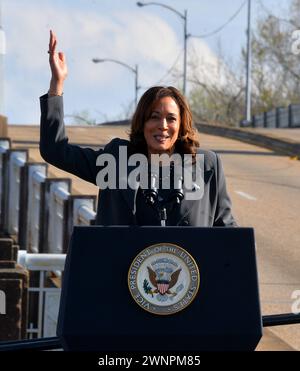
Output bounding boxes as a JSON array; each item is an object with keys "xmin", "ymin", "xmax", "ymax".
[
  {"xmin": 131, "ymin": 1, "xmax": 249, "ymax": 94},
  {"xmin": 257, "ymin": 0, "xmax": 296, "ymax": 27},
  {"xmin": 257, "ymin": 0, "xmax": 275, "ymax": 15},
  {"xmin": 192, "ymin": 0, "xmax": 247, "ymax": 39},
  {"xmin": 139, "ymin": 48, "xmax": 184, "ymax": 89},
  {"xmin": 154, "ymin": 48, "xmax": 184, "ymax": 85},
  {"xmin": 129, "ymin": 1, "xmax": 249, "ymax": 93}
]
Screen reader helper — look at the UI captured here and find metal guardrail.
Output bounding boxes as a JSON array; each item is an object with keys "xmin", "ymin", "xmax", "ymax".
[
  {"xmin": 0, "ymin": 337, "xmax": 62, "ymax": 351},
  {"xmin": 47, "ymin": 179, "xmax": 71, "ymax": 254},
  {"xmin": 263, "ymin": 313, "xmax": 300, "ymax": 327},
  {"xmin": 0, "ymin": 139, "xmax": 97, "ymax": 253},
  {"xmin": 72, "ymin": 198, "xmax": 96, "ymax": 225},
  {"xmin": 248, "ymin": 104, "xmax": 300, "ymax": 128},
  {"xmin": 7, "ymin": 150, "xmax": 28, "ymax": 236},
  {"xmin": 0, "ymin": 139, "xmax": 10, "ymax": 231},
  {"xmin": 1, "ymin": 313, "xmax": 300, "ymax": 351},
  {"xmin": 18, "ymin": 251, "xmax": 66, "ymax": 339},
  {"xmin": 0, "ymin": 138, "xmax": 97, "ymax": 340},
  {"xmin": 26, "ymin": 164, "xmax": 47, "ymax": 253}
]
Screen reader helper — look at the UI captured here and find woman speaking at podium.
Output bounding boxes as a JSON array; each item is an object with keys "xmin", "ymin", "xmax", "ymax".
[{"xmin": 40, "ymin": 30, "xmax": 237, "ymax": 228}]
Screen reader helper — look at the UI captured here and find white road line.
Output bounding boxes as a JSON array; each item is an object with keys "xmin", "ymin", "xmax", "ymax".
[{"xmin": 235, "ymin": 190, "xmax": 257, "ymax": 201}]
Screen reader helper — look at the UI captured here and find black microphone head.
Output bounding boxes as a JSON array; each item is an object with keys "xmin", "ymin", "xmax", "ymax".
[{"xmin": 142, "ymin": 188, "xmax": 158, "ymax": 206}]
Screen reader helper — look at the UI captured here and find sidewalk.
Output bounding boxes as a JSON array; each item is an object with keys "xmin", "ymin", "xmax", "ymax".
[
  {"xmin": 8, "ymin": 124, "xmax": 128, "ymax": 197},
  {"xmin": 250, "ymin": 128, "xmax": 300, "ymax": 144},
  {"xmin": 196, "ymin": 123, "xmax": 300, "ymax": 158},
  {"xmin": 256, "ymin": 329, "xmax": 295, "ymax": 351},
  {"xmin": 8, "ymin": 124, "xmax": 129, "ymax": 147}
]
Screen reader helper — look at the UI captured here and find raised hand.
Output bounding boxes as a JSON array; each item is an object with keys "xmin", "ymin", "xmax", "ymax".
[{"xmin": 48, "ymin": 30, "xmax": 68, "ymax": 95}]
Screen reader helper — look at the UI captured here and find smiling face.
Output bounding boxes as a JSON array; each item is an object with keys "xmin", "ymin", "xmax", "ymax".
[{"xmin": 143, "ymin": 96, "xmax": 181, "ymax": 156}]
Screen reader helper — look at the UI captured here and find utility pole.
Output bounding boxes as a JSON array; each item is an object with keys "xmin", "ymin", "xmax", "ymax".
[
  {"xmin": 183, "ymin": 9, "xmax": 187, "ymax": 96},
  {"xmin": 245, "ymin": 0, "xmax": 252, "ymax": 124},
  {"xmin": 0, "ymin": 0, "xmax": 6, "ymax": 115}
]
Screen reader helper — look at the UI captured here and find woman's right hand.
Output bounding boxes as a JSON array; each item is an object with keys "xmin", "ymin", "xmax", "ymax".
[{"xmin": 48, "ymin": 30, "xmax": 68, "ymax": 95}]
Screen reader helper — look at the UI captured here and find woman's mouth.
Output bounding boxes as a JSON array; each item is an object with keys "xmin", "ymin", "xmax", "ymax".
[{"xmin": 154, "ymin": 135, "xmax": 170, "ymax": 143}]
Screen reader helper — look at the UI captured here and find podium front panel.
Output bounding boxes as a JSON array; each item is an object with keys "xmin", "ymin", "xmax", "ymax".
[{"xmin": 57, "ymin": 226, "xmax": 262, "ymax": 351}]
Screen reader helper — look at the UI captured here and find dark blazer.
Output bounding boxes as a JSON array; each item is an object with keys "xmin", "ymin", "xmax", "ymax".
[{"xmin": 39, "ymin": 94, "xmax": 237, "ymax": 227}]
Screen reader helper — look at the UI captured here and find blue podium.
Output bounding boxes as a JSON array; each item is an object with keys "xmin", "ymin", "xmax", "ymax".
[{"xmin": 57, "ymin": 226, "xmax": 262, "ymax": 351}]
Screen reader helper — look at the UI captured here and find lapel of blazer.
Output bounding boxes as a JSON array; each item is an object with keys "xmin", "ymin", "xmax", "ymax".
[
  {"xmin": 119, "ymin": 164, "xmax": 140, "ymax": 216},
  {"xmin": 177, "ymin": 168, "xmax": 215, "ymax": 222}
]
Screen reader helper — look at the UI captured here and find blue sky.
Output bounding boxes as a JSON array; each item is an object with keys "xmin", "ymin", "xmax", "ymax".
[{"xmin": 0, "ymin": 0, "xmax": 287, "ymax": 124}]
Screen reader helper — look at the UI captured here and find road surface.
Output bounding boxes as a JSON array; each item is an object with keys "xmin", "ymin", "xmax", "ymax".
[{"xmin": 9, "ymin": 124, "xmax": 300, "ymax": 350}]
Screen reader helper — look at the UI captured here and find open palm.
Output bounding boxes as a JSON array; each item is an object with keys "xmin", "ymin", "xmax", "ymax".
[{"xmin": 48, "ymin": 30, "xmax": 68, "ymax": 82}]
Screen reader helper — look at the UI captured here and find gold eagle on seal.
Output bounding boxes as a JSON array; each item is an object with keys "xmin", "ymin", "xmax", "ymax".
[{"xmin": 147, "ymin": 266, "xmax": 182, "ymax": 296}]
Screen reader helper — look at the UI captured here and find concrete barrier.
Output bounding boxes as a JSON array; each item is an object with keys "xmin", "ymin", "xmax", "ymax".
[
  {"xmin": 251, "ymin": 104, "xmax": 300, "ymax": 129},
  {"xmin": 0, "ymin": 238, "xmax": 29, "ymax": 340},
  {"xmin": 196, "ymin": 122, "xmax": 300, "ymax": 159},
  {"xmin": 0, "ymin": 116, "xmax": 8, "ymax": 137}
]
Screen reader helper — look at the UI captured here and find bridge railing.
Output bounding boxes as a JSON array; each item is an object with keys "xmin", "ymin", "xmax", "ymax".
[
  {"xmin": 25, "ymin": 163, "xmax": 48, "ymax": 253},
  {"xmin": 0, "ymin": 139, "xmax": 97, "ymax": 253},
  {"xmin": 17, "ymin": 251, "xmax": 66, "ymax": 339},
  {"xmin": 0, "ymin": 138, "xmax": 97, "ymax": 339},
  {"xmin": 244, "ymin": 104, "xmax": 300, "ymax": 128}
]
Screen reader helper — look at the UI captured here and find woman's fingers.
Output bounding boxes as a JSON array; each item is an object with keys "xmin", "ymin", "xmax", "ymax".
[
  {"xmin": 49, "ymin": 30, "xmax": 52, "ymax": 51},
  {"xmin": 48, "ymin": 30, "xmax": 68, "ymax": 82},
  {"xmin": 49, "ymin": 30, "xmax": 54, "ymax": 53},
  {"xmin": 58, "ymin": 52, "xmax": 65, "ymax": 62},
  {"xmin": 52, "ymin": 39, "xmax": 57, "ymax": 54},
  {"xmin": 49, "ymin": 30, "xmax": 57, "ymax": 54}
]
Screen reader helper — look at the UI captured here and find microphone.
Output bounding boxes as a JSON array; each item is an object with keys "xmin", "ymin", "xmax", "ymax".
[
  {"xmin": 141, "ymin": 165, "xmax": 184, "ymax": 227},
  {"xmin": 168, "ymin": 174, "xmax": 184, "ymax": 205},
  {"xmin": 142, "ymin": 172, "xmax": 158, "ymax": 206}
]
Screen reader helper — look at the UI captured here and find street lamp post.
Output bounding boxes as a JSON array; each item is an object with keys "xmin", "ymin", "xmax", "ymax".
[
  {"xmin": 137, "ymin": 2, "xmax": 188, "ymax": 96},
  {"xmin": 245, "ymin": 0, "xmax": 252, "ymax": 124},
  {"xmin": 92, "ymin": 58, "xmax": 139, "ymax": 107},
  {"xmin": 0, "ymin": 0, "xmax": 6, "ymax": 115},
  {"xmin": 183, "ymin": 9, "xmax": 187, "ymax": 96}
]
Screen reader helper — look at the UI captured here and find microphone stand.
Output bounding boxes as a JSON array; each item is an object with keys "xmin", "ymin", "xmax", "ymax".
[{"xmin": 142, "ymin": 171, "xmax": 184, "ymax": 227}]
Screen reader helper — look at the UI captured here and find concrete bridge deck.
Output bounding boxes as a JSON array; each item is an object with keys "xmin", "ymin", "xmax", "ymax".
[{"xmin": 7, "ymin": 124, "xmax": 300, "ymax": 351}]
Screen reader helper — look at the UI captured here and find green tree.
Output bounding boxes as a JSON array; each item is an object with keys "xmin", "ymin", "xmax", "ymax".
[
  {"xmin": 187, "ymin": 41, "xmax": 245, "ymax": 126},
  {"xmin": 187, "ymin": 0, "xmax": 300, "ymax": 125},
  {"xmin": 248, "ymin": 0, "xmax": 300, "ymax": 114}
]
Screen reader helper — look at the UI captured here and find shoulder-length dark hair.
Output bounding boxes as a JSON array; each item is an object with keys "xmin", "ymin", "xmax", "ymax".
[{"xmin": 129, "ymin": 86, "xmax": 199, "ymax": 158}]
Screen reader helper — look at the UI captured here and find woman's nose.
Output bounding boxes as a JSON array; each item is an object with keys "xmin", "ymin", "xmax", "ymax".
[{"xmin": 158, "ymin": 118, "xmax": 168, "ymax": 129}]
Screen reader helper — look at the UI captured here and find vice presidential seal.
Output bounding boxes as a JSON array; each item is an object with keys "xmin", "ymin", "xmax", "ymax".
[{"xmin": 128, "ymin": 243, "xmax": 200, "ymax": 315}]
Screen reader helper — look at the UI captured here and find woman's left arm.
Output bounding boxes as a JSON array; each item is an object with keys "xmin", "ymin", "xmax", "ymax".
[{"xmin": 213, "ymin": 154, "xmax": 238, "ymax": 227}]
